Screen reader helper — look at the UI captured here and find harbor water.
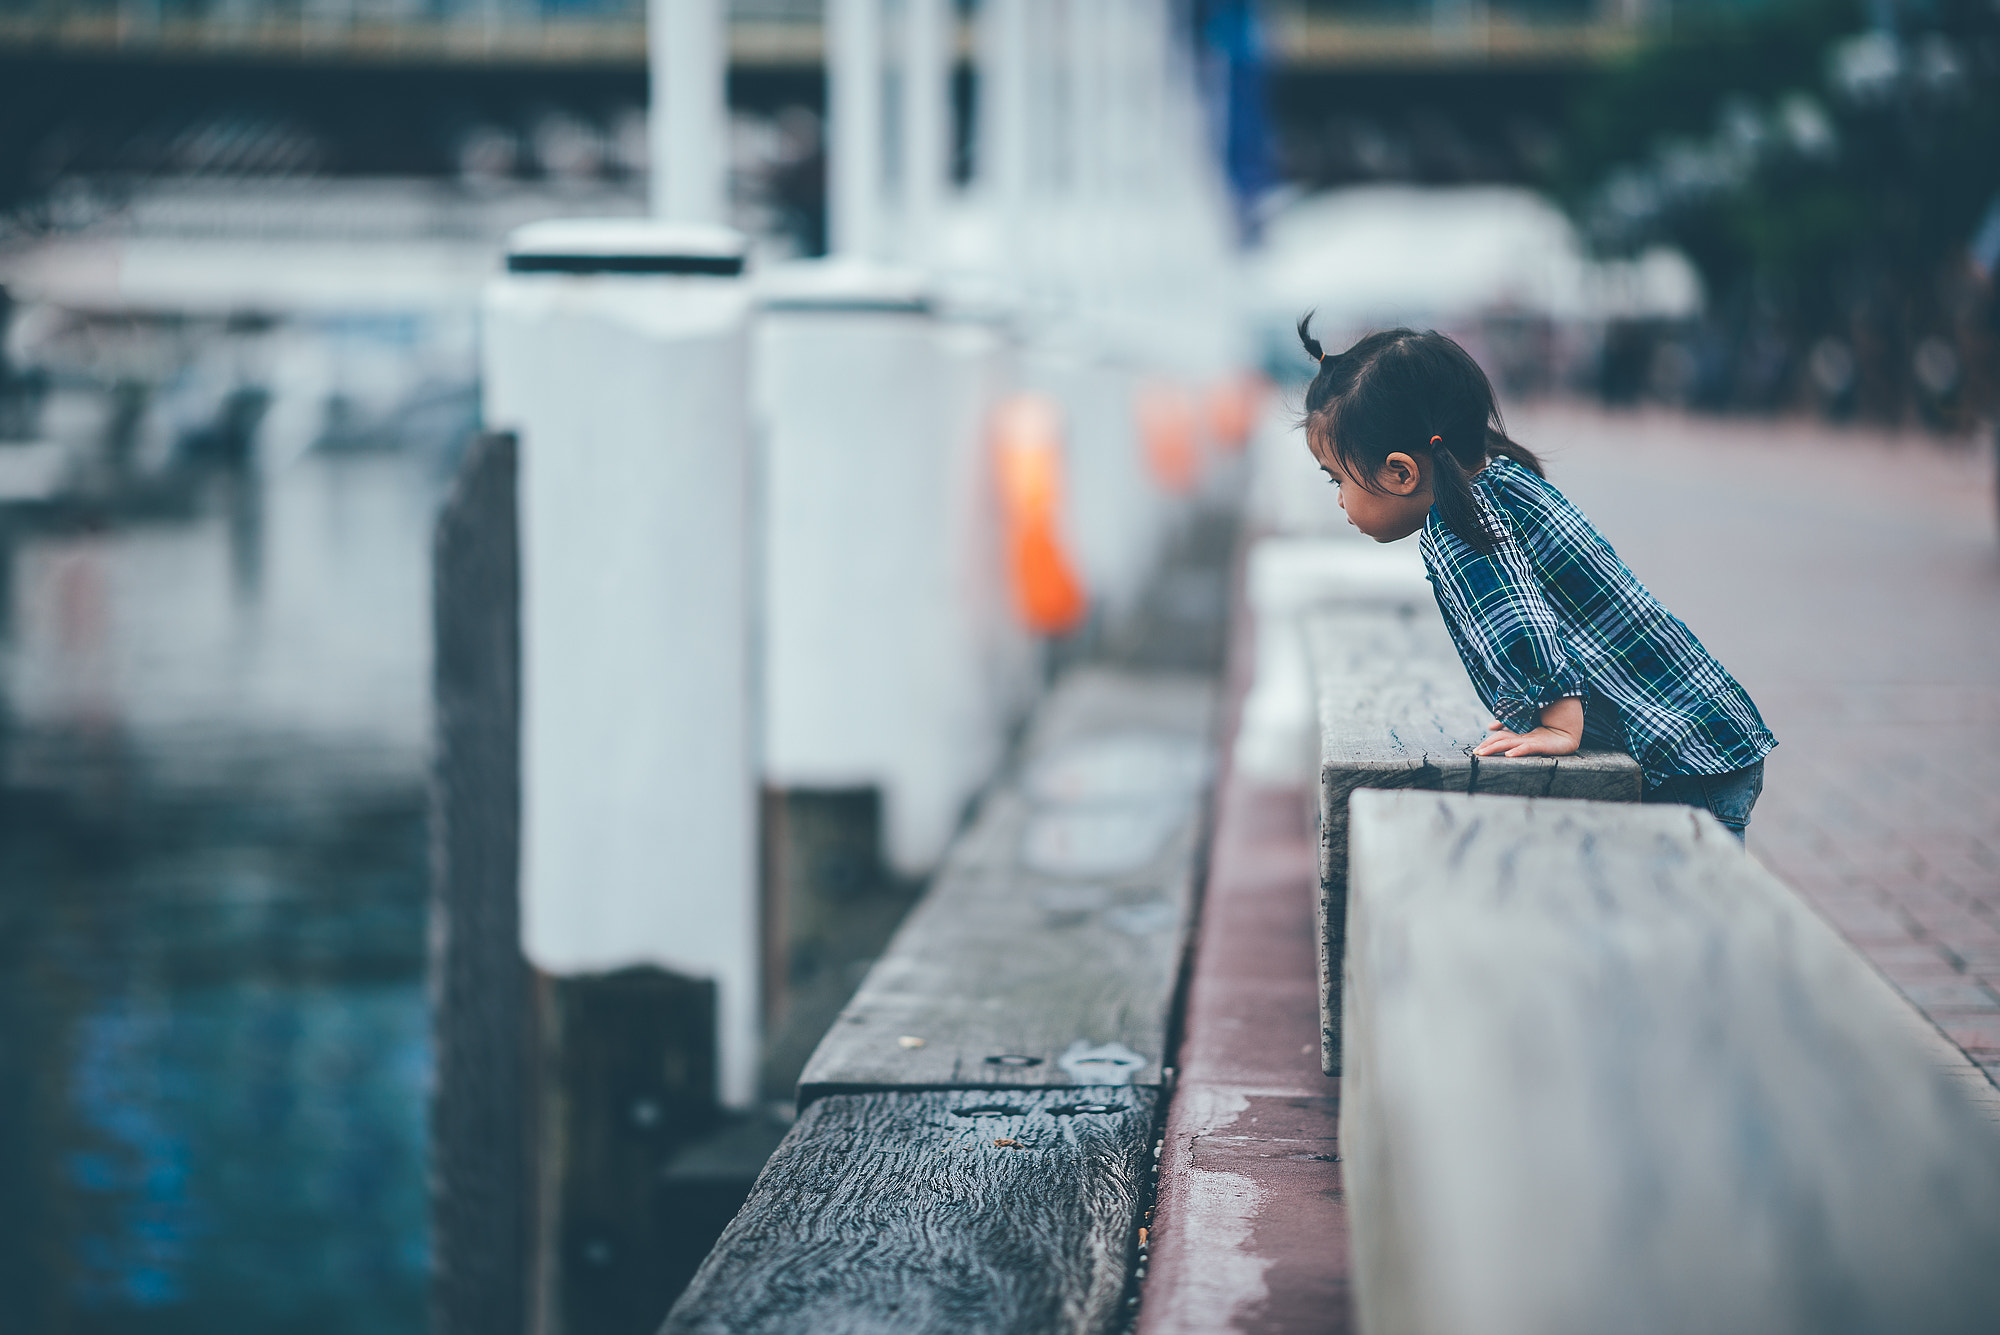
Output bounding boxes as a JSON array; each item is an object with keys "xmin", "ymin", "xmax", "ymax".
[{"xmin": 0, "ymin": 269, "xmax": 465, "ymax": 1331}]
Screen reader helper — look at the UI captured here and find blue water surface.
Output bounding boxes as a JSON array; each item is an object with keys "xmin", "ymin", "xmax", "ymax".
[{"xmin": 0, "ymin": 442, "xmax": 444, "ymax": 1334}]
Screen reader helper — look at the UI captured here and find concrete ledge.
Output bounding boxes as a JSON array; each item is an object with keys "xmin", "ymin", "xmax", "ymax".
[
  {"xmin": 1343, "ymin": 789, "xmax": 2000, "ymax": 1335},
  {"xmin": 1308, "ymin": 607, "xmax": 1640, "ymax": 1074}
]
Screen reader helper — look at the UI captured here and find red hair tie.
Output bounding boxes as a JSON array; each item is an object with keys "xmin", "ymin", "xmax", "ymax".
[{"xmin": 1430, "ymin": 435, "xmax": 1442, "ymax": 447}]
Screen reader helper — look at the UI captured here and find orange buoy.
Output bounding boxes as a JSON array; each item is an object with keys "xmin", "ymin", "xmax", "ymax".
[
  {"xmin": 1205, "ymin": 370, "xmax": 1269, "ymax": 455},
  {"xmin": 1136, "ymin": 380, "xmax": 1200, "ymax": 495},
  {"xmin": 993, "ymin": 395, "xmax": 1088, "ymax": 636}
]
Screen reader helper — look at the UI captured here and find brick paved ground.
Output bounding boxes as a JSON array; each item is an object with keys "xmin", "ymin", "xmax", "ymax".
[{"xmin": 1513, "ymin": 405, "xmax": 2000, "ymax": 1089}]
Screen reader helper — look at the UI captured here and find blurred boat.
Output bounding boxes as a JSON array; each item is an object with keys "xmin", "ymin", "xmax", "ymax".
[
  {"xmin": 0, "ymin": 178, "xmax": 619, "ymax": 485},
  {"xmin": 1247, "ymin": 184, "xmax": 1705, "ymax": 388},
  {"xmin": 0, "ymin": 439, "xmax": 71, "ymax": 503}
]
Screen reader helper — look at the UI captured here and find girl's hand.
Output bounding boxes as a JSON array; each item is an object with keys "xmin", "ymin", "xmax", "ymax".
[{"xmin": 1471, "ymin": 696, "xmax": 1583, "ymax": 758}]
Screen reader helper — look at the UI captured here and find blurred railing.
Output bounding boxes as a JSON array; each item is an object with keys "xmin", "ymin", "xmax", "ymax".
[
  {"xmin": 0, "ymin": 0, "xmax": 1653, "ymax": 68},
  {"xmin": 0, "ymin": 0, "xmax": 812, "ymax": 65},
  {"xmin": 1270, "ymin": 0, "xmax": 1650, "ymax": 67}
]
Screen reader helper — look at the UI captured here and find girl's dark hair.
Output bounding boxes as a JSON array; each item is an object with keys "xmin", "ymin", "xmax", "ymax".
[{"xmin": 1296, "ymin": 316, "xmax": 1542, "ymax": 552}]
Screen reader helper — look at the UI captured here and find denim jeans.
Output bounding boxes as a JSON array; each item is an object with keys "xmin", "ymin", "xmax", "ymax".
[{"xmin": 1642, "ymin": 759, "xmax": 1766, "ymax": 839}]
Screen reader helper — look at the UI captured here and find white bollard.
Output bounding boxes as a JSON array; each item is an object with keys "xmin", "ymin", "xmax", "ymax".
[
  {"xmin": 979, "ymin": 0, "xmax": 1030, "ymax": 246},
  {"xmin": 1065, "ymin": 0, "xmax": 1109, "ymax": 308},
  {"xmin": 754, "ymin": 264, "xmax": 1021, "ymax": 875},
  {"xmin": 755, "ymin": 0, "xmax": 1024, "ymax": 878},
  {"xmin": 483, "ymin": 219, "xmax": 761, "ymax": 1109}
]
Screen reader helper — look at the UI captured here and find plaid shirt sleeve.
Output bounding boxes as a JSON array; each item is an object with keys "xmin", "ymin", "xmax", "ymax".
[
  {"xmin": 1421, "ymin": 490, "xmax": 1590, "ymax": 735},
  {"xmin": 1419, "ymin": 459, "xmax": 1776, "ymax": 786}
]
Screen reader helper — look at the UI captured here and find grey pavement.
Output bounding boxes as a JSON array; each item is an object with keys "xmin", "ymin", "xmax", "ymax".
[{"xmin": 1514, "ymin": 404, "xmax": 2000, "ymax": 1089}]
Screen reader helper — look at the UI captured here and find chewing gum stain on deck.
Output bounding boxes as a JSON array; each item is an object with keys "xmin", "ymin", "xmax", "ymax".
[{"xmin": 1060, "ymin": 1041, "xmax": 1147, "ymax": 1085}]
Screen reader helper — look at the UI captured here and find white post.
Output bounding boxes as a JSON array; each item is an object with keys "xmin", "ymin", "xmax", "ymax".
[
  {"xmin": 649, "ymin": 0, "xmax": 727, "ymax": 223},
  {"xmin": 980, "ymin": 0, "xmax": 1030, "ymax": 253},
  {"xmin": 755, "ymin": 283, "xmax": 1016, "ymax": 875},
  {"xmin": 1065, "ymin": 0, "xmax": 1108, "ymax": 305},
  {"xmin": 1103, "ymin": 0, "xmax": 1145, "ymax": 300},
  {"xmin": 1134, "ymin": 0, "xmax": 1180, "ymax": 286},
  {"xmin": 488, "ymin": 225, "xmax": 758, "ymax": 1111},
  {"xmin": 1025, "ymin": 0, "xmax": 1060, "ymax": 284},
  {"xmin": 901, "ymin": 0, "xmax": 951, "ymax": 263},
  {"xmin": 828, "ymin": 0, "xmax": 885, "ymax": 259}
]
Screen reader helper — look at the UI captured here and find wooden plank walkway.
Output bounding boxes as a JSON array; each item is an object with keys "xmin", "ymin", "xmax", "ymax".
[
  {"xmin": 664, "ymin": 1088, "xmax": 1155, "ymax": 1335},
  {"xmin": 663, "ymin": 668, "xmax": 1216, "ymax": 1334},
  {"xmin": 799, "ymin": 669, "xmax": 1215, "ymax": 1099},
  {"xmin": 1343, "ymin": 789, "xmax": 2000, "ymax": 1335},
  {"xmin": 1306, "ymin": 607, "xmax": 1641, "ymax": 1073}
]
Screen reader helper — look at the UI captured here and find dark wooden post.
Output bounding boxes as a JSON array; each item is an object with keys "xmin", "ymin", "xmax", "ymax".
[
  {"xmin": 535, "ymin": 967, "xmax": 719, "ymax": 1335},
  {"xmin": 428, "ymin": 432, "xmax": 529, "ymax": 1335},
  {"xmin": 429, "ymin": 432, "xmax": 747, "ymax": 1335}
]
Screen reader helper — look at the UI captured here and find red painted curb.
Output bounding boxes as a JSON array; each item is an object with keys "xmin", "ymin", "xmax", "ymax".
[{"xmin": 1138, "ymin": 549, "xmax": 1353, "ymax": 1335}]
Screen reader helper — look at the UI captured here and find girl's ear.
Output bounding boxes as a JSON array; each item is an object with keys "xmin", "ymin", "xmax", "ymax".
[{"xmin": 1378, "ymin": 451, "xmax": 1424, "ymax": 496}]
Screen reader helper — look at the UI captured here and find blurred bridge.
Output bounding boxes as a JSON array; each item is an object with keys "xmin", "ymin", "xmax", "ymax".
[
  {"xmin": 0, "ymin": 0, "xmax": 1649, "ymax": 70},
  {"xmin": 0, "ymin": 0, "xmax": 1656, "ymax": 211}
]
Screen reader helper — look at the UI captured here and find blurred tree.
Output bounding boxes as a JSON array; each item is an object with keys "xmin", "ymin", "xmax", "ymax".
[{"xmin": 1555, "ymin": 0, "xmax": 2000, "ymax": 422}]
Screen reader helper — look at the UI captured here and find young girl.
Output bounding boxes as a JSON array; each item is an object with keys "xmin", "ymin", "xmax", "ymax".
[{"xmin": 1296, "ymin": 321, "xmax": 1775, "ymax": 836}]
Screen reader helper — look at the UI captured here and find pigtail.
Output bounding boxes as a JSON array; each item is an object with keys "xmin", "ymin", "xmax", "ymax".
[
  {"xmin": 1427, "ymin": 425, "xmax": 1542, "ymax": 551},
  {"xmin": 1485, "ymin": 427, "xmax": 1545, "ymax": 478},
  {"xmin": 1424, "ymin": 431, "xmax": 1505, "ymax": 553},
  {"xmin": 1296, "ymin": 311, "xmax": 1325, "ymax": 364}
]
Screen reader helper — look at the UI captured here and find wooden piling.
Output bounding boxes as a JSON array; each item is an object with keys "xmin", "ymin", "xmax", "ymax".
[
  {"xmin": 533, "ymin": 967, "xmax": 720, "ymax": 1335},
  {"xmin": 429, "ymin": 431, "xmax": 746, "ymax": 1335},
  {"xmin": 428, "ymin": 431, "xmax": 529, "ymax": 1335}
]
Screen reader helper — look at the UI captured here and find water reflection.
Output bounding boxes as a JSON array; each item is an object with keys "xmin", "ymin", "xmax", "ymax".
[{"xmin": 0, "ymin": 437, "xmax": 443, "ymax": 1331}]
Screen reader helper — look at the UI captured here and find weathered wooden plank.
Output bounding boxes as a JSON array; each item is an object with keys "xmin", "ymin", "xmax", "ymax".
[
  {"xmin": 798, "ymin": 669, "xmax": 1215, "ymax": 1097},
  {"xmin": 661, "ymin": 1087, "xmax": 1156, "ymax": 1335},
  {"xmin": 1306, "ymin": 608, "xmax": 1640, "ymax": 1074},
  {"xmin": 1343, "ymin": 790, "xmax": 2000, "ymax": 1335}
]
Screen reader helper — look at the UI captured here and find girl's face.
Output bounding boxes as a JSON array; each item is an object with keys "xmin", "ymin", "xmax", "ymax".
[{"xmin": 1308, "ymin": 433, "xmax": 1434, "ymax": 543}]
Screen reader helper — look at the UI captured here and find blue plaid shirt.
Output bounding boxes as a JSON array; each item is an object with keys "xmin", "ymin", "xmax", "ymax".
[{"xmin": 1419, "ymin": 457, "xmax": 1775, "ymax": 787}]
